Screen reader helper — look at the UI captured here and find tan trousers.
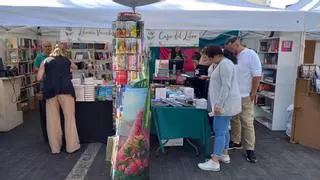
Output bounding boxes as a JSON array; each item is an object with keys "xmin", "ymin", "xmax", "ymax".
[
  {"xmin": 231, "ymin": 97, "xmax": 255, "ymax": 150},
  {"xmin": 46, "ymin": 95, "xmax": 80, "ymax": 153}
]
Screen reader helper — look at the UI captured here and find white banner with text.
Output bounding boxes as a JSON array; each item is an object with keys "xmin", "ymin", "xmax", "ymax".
[
  {"xmin": 60, "ymin": 28, "xmax": 113, "ymax": 43},
  {"xmin": 145, "ymin": 30, "xmax": 200, "ymax": 47}
]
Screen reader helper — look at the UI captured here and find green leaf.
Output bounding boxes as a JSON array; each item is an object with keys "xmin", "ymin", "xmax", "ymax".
[
  {"xmin": 124, "ymin": 147, "xmax": 132, "ymax": 156},
  {"xmin": 136, "ymin": 139, "xmax": 145, "ymax": 149},
  {"xmin": 114, "ymin": 171, "xmax": 124, "ymax": 177}
]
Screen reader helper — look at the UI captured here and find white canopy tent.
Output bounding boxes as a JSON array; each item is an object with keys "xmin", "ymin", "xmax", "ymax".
[
  {"xmin": 0, "ymin": 0, "xmax": 305, "ymax": 31},
  {"xmin": 286, "ymin": 0, "xmax": 320, "ymax": 32}
]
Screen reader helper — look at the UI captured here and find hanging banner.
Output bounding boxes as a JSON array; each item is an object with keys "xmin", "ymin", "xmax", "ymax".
[
  {"xmin": 145, "ymin": 30, "xmax": 200, "ymax": 47},
  {"xmin": 60, "ymin": 27, "xmax": 113, "ymax": 43}
]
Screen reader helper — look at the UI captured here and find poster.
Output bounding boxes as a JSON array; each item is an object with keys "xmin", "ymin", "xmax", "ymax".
[
  {"xmin": 145, "ymin": 30, "xmax": 200, "ymax": 47},
  {"xmin": 281, "ymin": 40, "xmax": 293, "ymax": 52},
  {"xmin": 113, "ymin": 88, "xmax": 150, "ymax": 180}
]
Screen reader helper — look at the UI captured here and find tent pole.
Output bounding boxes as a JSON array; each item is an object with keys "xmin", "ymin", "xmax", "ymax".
[{"xmin": 299, "ymin": 31, "xmax": 306, "ymax": 65}]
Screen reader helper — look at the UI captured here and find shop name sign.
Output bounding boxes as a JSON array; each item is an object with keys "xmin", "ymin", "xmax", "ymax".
[
  {"xmin": 60, "ymin": 28, "xmax": 113, "ymax": 43},
  {"xmin": 146, "ymin": 30, "xmax": 199, "ymax": 47}
]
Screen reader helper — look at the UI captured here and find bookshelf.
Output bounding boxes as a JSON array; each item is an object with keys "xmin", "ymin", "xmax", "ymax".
[
  {"xmin": 62, "ymin": 42, "xmax": 113, "ymax": 82},
  {"xmin": 5, "ymin": 37, "xmax": 40, "ymax": 111},
  {"xmin": 254, "ymin": 32, "xmax": 302, "ymax": 130}
]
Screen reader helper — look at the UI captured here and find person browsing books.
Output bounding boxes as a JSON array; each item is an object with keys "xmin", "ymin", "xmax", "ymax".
[
  {"xmin": 198, "ymin": 45, "xmax": 241, "ymax": 172},
  {"xmin": 225, "ymin": 36, "xmax": 262, "ymax": 163},
  {"xmin": 37, "ymin": 45, "xmax": 80, "ymax": 154}
]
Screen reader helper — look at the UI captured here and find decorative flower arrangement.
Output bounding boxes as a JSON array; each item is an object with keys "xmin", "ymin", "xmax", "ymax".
[{"xmin": 114, "ymin": 110, "xmax": 149, "ymax": 180}]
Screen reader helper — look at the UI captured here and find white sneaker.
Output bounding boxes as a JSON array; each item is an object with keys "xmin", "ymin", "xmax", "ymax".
[
  {"xmin": 198, "ymin": 159, "xmax": 220, "ymax": 171},
  {"xmin": 219, "ymin": 155, "xmax": 231, "ymax": 164}
]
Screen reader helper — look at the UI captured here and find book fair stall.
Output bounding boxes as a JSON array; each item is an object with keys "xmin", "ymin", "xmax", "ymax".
[{"xmin": 1, "ymin": 0, "xmax": 320, "ymax": 179}]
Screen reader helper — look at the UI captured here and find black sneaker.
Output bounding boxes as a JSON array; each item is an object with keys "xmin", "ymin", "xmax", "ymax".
[
  {"xmin": 246, "ymin": 150, "xmax": 258, "ymax": 163},
  {"xmin": 228, "ymin": 141, "xmax": 243, "ymax": 150}
]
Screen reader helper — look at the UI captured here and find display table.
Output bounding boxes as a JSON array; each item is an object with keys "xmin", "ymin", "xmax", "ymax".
[
  {"xmin": 151, "ymin": 106, "xmax": 211, "ymax": 156},
  {"xmin": 0, "ymin": 76, "xmax": 23, "ymax": 132},
  {"xmin": 76, "ymin": 101, "xmax": 114, "ymax": 143},
  {"xmin": 40, "ymin": 100, "xmax": 114, "ymax": 144}
]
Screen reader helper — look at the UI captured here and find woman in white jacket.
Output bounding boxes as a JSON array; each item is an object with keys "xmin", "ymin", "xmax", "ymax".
[{"xmin": 198, "ymin": 45, "xmax": 241, "ymax": 172}]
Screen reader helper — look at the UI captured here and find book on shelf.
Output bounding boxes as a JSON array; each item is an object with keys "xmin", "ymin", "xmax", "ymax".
[{"xmin": 260, "ymin": 39, "xmax": 279, "ymax": 53}]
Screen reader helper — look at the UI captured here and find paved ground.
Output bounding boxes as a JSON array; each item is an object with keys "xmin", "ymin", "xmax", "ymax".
[{"xmin": 0, "ymin": 110, "xmax": 320, "ymax": 180}]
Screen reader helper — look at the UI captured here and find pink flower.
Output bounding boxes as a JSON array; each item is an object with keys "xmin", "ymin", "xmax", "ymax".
[
  {"xmin": 134, "ymin": 159, "xmax": 143, "ymax": 167},
  {"xmin": 124, "ymin": 162, "xmax": 140, "ymax": 176},
  {"xmin": 132, "ymin": 110, "xmax": 144, "ymax": 136},
  {"xmin": 117, "ymin": 165, "xmax": 125, "ymax": 172}
]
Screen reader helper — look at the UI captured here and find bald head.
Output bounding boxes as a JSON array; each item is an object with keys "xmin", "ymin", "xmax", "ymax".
[{"xmin": 42, "ymin": 41, "xmax": 52, "ymax": 56}]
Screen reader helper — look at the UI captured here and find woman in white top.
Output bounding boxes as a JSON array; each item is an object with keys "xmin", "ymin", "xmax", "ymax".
[{"xmin": 198, "ymin": 45, "xmax": 241, "ymax": 172}]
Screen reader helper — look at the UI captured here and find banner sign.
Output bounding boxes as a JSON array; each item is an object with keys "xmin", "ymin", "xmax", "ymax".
[
  {"xmin": 60, "ymin": 27, "xmax": 113, "ymax": 43},
  {"xmin": 145, "ymin": 30, "xmax": 200, "ymax": 47}
]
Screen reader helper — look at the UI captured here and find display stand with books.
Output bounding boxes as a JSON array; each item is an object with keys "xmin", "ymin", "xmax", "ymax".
[
  {"xmin": 60, "ymin": 42, "xmax": 114, "ymax": 82},
  {"xmin": 254, "ymin": 32, "xmax": 303, "ymax": 131},
  {"xmin": 109, "ymin": 12, "xmax": 151, "ymax": 180},
  {"xmin": 5, "ymin": 37, "xmax": 41, "ymax": 111}
]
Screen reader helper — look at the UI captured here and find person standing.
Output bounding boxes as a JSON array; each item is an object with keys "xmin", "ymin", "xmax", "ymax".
[
  {"xmin": 37, "ymin": 46, "xmax": 80, "ymax": 154},
  {"xmin": 34, "ymin": 41, "xmax": 52, "ymax": 142},
  {"xmin": 225, "ymin": 37, "xmax": 262, "ymax": 163},
  {"xmin": 198, "ymin": 45, "xmax": 241, "ymax": 172},
  {"xmin": 34, "ymin": 41, "xmax": 52, "ymax": 71},
  {"xmin": 193, "ymin": 49, "xmax": 212, "ymax": 99}
]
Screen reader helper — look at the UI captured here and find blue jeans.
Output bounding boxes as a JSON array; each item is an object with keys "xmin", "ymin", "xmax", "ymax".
[{"xmin": 212, "ymin": 116, "xmax": 231, "ymax": 157}]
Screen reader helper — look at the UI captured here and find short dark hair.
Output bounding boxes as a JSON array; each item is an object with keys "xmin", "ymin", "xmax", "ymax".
[{"xmin": 225, "ymin": 36, "xmax": 240, "ymax": 45}]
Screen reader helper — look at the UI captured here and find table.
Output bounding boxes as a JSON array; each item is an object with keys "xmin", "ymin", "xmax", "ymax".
[
  {"xmin": 151, "ymin": 106, "xmax": 211, "ymax": 156},
  {"xmin": 39, "ymin": 100, "xmax": 114, "ymax": 144}
]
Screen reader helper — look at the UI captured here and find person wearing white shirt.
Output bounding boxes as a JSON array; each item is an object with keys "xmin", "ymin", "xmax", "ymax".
[
  {"xmin": 198, "ymin": 45, "xmax": 241, "ymax": 172},
  {"xmin": 225, "ymin": 37, "xmax": 262, "ymax": 163}
]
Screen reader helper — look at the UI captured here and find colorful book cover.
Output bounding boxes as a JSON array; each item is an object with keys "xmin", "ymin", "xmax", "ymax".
[
  {"xmin": 115, "ymin": 71, "xmax": 128, "ymax": 85},
  {"xmin": 115, "ymin": 55, "xmax": 126, "ymax": 71},
  {"xmin": 127, "ymin": 55, "xmax": 137, "ymax": 71},
  {"xmin": 116, "ymin": 21, "xmax": 126, "ymax": 38},
  {"xmin": 127, "ymin": 71, "xmax": 139, "ymax": 84},
  {"xmin": 136, "ymin": 55, "xmax": 143, "ymax": 71},
  {"xmin": 116, "ymin": 38, "xmax": 126, "ymax": 54},
  {"xmin": 125, "ymin": 21, "xmax": 137, "ymax": 38},
  {"xmin": 126, "ymin": 38, "xmax": 137, "ymax": 54}
]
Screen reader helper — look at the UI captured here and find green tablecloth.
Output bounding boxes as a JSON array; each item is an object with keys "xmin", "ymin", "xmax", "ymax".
[{"xmin": 151, "ymin": 106, "xmax": 211, "ymax": 156}]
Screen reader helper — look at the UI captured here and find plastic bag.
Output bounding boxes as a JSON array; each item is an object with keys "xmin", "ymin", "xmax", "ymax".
[{"xmin": 286, "ymin": 104, "xmax": 294, "ymax": 137}]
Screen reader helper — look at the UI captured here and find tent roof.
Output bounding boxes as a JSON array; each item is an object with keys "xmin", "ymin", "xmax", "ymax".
[
  {"xmin": 286, "ymin": 0, "xmax": 320, "ymax": 32},
  {"xmin": 0, "ymin": 0, "xmax": 305, "ymax": 31}
]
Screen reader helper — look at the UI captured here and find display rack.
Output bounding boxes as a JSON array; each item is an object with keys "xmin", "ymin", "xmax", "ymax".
[
  {"xmin": 255, "ymin": 37, "xmax": 279, "ymax": 129},
  {"xmin": 110, "ymin": 12, "xmax": 150, "ymax": 180},
  {"xmin": 5, "ymin": 37, "xmax": 40, "ymax": 111},
  {"xmin": 254, "ymin": 32, "xmax": 301, "ymax": 131}
]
